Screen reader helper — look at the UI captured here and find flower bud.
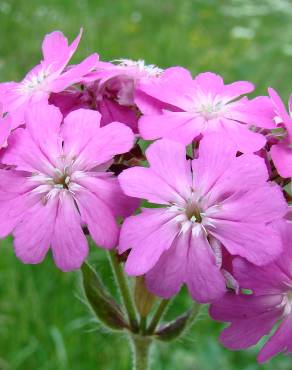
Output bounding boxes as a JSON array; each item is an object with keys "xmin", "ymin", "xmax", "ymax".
[{"xmin": 134, "ymin": 276, "xmax": 156, "ymax": 318}]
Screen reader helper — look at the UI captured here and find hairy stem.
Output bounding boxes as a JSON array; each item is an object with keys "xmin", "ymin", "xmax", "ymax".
[
  {"xmin": 147, "ymin": 299, "xmax": 170, "ymax": 334},
  {"xmin": 108, "ymin": 251, "xmax": 139, "ymax": 331},
  {"xmin": 131, "ymin": 335, "xmax": 152, "ymax": 370}
]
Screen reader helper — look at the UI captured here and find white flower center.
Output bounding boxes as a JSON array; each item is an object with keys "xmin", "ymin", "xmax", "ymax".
[
  {"xmin": 199, "ymin": 101, "xmax": 225, "ymax": 120},
  {"xmin": 167, "ymin": 191, "xmax": 216, "ymax": 237},
  {"xmin": 19, "ymin": 66, "xmax": 51, "ymax": 94},
  {"xmin": 29, "ymin": 156, "xmax": 84, "ymax": 204},
  {"xmin": 189, "ymin": 90, "xmax": 230, "ymax": 121},
  {"xmin": 185, "ymin": 201, "xmax": 203, "ymax": 223},
  {"xmin": 52, "ymin": 167, "xmax": 71, "ymax": 190}
]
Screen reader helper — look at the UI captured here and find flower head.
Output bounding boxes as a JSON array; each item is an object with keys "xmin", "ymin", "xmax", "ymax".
[
  {"xmin": 210, "ymin": 219, "xmax": 292, "ymax": 363},
  {"xmin": 118, "ymin": 136, "xmax": 286, "ymax": 303},
  {"xmin": 138, "ymin": 69, "xmax": 276, "ymax": 152},
  {"xmin": 74, "ymin": 59, "xmax": 164, "ymax": 132},
  {"xmin": 0, "ymin": 29, "xmax": 98, "ymax": 129},
  {"xmin": 0, "ymin": 104, "xmax": 136, "ymax": 271}
]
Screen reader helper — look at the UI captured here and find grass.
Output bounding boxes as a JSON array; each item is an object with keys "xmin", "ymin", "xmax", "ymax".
[{"xmin": 0, "ymin": 0, "xmax": 292, "ymax": 369}]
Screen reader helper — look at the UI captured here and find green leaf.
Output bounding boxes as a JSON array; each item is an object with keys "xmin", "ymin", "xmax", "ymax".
[{"xmin": 81, "ymin": 262, "xmax": 128, "ymax": 331}]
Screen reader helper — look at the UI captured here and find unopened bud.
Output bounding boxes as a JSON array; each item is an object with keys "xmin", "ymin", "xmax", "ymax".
[{"xmin": 134, "ymin": 276, "xmax": 156, "ymax": 317}]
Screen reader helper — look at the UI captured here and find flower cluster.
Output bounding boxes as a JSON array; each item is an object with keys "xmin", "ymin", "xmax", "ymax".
[{"xmin": 1, "ymin": 30, "xmax": 292, "ymax": 362}]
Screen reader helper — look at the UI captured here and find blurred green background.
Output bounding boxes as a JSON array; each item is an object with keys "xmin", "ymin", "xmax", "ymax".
[{"xmin": 0, "ymin": 0, "xmax": 292, "ymax": 369}]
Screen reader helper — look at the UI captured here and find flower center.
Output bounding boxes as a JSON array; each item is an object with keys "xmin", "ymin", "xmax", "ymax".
[
  {"xmin": 185, "ymin": 202, "xmax": 203, "ymax": 223},
  {"xmin": 20, "ymin": 67, "xmax": 51, "ymax": 93},
  {"xmin": 199, "ymin": 101, "xmax": 224, "ymax": 120},
  {"xmin": 53, "ymin": 168, "xmax": 71, "ymax": 190}
]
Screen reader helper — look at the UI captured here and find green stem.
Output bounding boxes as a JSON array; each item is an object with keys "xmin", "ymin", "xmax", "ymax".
[
  {"xmin": 131, "ymin": 335, "xmax": 152, "ymax": 370},
  {"xmin": 147, "ymin": 299, "xmax": 169, "ymax": 334},
  {"xmin": 140, "ymin": 315, "xmax": 147, "ymax": 335},
  {"xmin": 108, "ymin": 251, "xmax": 139, "ymax": 331}
]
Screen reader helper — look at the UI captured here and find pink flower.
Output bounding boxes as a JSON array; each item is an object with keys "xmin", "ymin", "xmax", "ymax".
[
  {"xmin": 79, "ymin": 59, "xmax": 164, "ymax": 132},
  {"xmin": 118, "ymin": 136, "xmax": 286, "ymax": 303},
  {"xmin": 49, "ymin": 88, "xmax": 90, "ymax": 117},
  {"xmin": 0, "ymin": 104, "xmax": 136, "ymax": 271},
  {"xmin": 138, "ymin": 69, "xmax": 276, "ymax": 152},
  {"xmin": 0, "ymin": 29, "xmax": 98, "ymax": 129},
  {"xmin": 269, "ymin": 87, "xmax": 292, "ymax": 182},
  {"xmin": 210, "ymin": 220, "xmax": 292, "ymax": 363},
  {"xmin": 93, "ymin": 59, "xmax": 163, "ymax": 106}
]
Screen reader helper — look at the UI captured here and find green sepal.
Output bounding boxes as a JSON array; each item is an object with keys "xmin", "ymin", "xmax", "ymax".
[
  {"xmin": 81, "ymin": 262, "xmax": 128, "ymax": 331},
  {"xmin": 155, "ymin": 310, "xmax": 191, "ymax": 342}
]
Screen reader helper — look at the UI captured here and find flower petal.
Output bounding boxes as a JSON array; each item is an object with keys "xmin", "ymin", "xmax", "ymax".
[
  {"xmin": 13, "ymin": 196, "xmax": 58, "ymax": 264},
  {"xmin": 192, "ymin": 133, "xmax": 238, "ymax": 195},
  {"xmin": 138, "ymin": 66, "xmax": 193, "ymax": 109},
  {"xmin": 120, "ymin": 209, "xmax": 179, "ymax": 275},
  {"xmin": 210, "ymin": 292, "xmax": 283, "ymax": 321},
  {"xmin": 223, "ymin": 81, "xmax": 254, "ymax": 101},
  {"xmin": 232, "ymin": 257, "xmax": 291, "ymax": 295},
  {"xmin": 145, "ymin": 139, "xmax": 192, "ymax": 199},
  {"xmin": 76, "ymin": 189, "xmax": 118, "ymax": 249},
  {"xmin": 139, "ymin": 111, "xmax": 204, "ymax": 144},
  {"xmin": 50, "ymin": 54, "xmax": 99, "ymax": 93},
  {"xmin": 186, "ymin": 231, "xmax": 226, "ymax": 303},
  {"xmin": 99, "ymin": 98, "xmax": 138, "ymax": 132},
  {"xmin": 216, "ymin": 184, "xmax": 287, "ymax": 223},
  {"xmin": 118, "ymin": 166, "xmax": 184, "ymax": 205},
  {"xmin": 270, "ymin": 143, "xmax": 292, "ymax": 179},
  {"xmin": 210, "ymin": 221, "xmax": 282, "ymax": 265},
  {"xmin": 269, "ymin": 87, "xmax": 292, "ymax": 139},
  {"xmin": 230, "ymin": 96, "xmax": 276, "ymax": 129},
  {"xmin": 76, "ymin": 173, "xmax": 139, "ymax": 218},
  {"xmin": 25, "ymin": 102, "xmax": 63, "ymax": 161},
  {"xmin": 146, "ymin": 231, "xmax": 189, "ymax": 298},
  {"xmin": 223, "ymin": 121, "xmax": 266, "ymax": 153},
  {"xmin": 258, "ymin": 313, "xmax": 292, "ymax": 363},
  {"xmin": 194, "ymin": 72, "xmax": 224, "ymax": 95},
  {"xmin": 42, "ymin": 29, "xmax": 82, "ymax": 71},
  {"xmin": 62, "ymin": 108, "xmax": 102, "ymax": 156},
  {"xmin": 220, "ymin": 310, "xmax": 280, "ymax": 350},
  {"xmin": 51, "ymin": 192, "xmax": 88, "ymax": 271},
  {"xmin": 2, "ymin": 128, "xmax": 55, "ymax": 174},
  {"xmin": 75, "ymin": 122, "xmax": 135, "ymax": 170}
]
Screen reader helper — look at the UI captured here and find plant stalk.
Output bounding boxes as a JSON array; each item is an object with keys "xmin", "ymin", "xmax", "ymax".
[
  {"xmin": 131, "ymin": 335, "xmax": 152, "ymax": 370},
  {"xmin": 108, "ymin": 251, "xmax": 139, "ymax": 331},
  {"xmin": 147, "ymin": 299, "xmax": 169, "ymax": 334}
]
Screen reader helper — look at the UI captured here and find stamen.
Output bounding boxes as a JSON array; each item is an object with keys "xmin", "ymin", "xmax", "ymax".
[{"xmin": 185, "ymin": 203, "xmax": 203, "ymax": 223}]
